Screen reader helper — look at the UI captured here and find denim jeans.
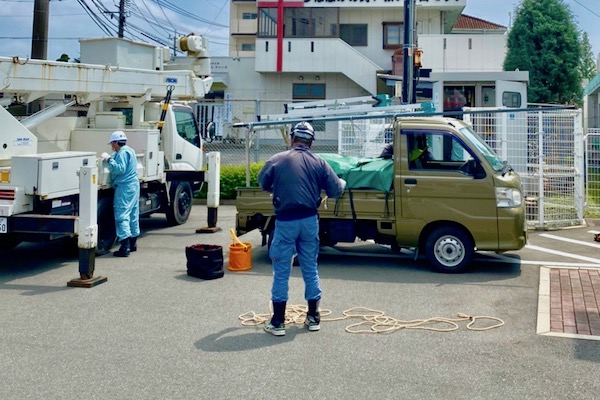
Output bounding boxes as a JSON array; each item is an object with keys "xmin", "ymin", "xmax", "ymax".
[{"xmin": 269, "ymin": 215, "xmax": 321, "ymax": 303}]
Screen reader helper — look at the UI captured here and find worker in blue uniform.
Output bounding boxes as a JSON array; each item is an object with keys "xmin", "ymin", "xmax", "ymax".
[
  {"xmin": 258, "ymin": 121, "xmax": 346, "ymax": 336},
  {"xmin": 101, "ymin": 130, "xmax": 140, "ymax": 257}
]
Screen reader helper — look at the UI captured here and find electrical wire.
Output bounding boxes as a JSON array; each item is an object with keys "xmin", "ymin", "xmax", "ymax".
[
  {"xmin": 77, "ymin": 0, "xmax": 113, "ymax": 36},
  {"xmin": 148, "ymin": 0, "xmax": 228, "ymax": 28},
  {"xmin": 572, "ymin": 0, "xmax": 600, "ymax": 19},
  {"xmin": 134, "ymin": 0, "xmax": 174, "ymax": 39},
  {"xmin": 201, "ymin": 0, "xmax": 229, "ymax": 36}
]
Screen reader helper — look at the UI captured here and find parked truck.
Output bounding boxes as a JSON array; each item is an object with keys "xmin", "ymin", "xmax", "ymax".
[
  {"xmin": 235, "ymin": 116, "xmax": 527, "ymax": 273},
  {"xmin": 0, "ymin": 35, "xmax": 218, "ymax": 255}
]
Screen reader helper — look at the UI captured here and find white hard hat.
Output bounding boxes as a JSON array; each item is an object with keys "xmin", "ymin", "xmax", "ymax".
[
  {"xmin": 108, "ymin": 130, "xmax": 127, "ymax": 144},
  {"xmin": 291, "ymin": 121, "xmax": 315, "ymax": 140}
]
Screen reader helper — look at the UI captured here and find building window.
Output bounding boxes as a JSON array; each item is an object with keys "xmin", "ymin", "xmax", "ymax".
[
  {"xmin": 502, "ymin": 91, "xmax": 522, "ymax": 108},
  {"xmin": 383, "ymin": 22, "xmax": 403, "ymax": 49},
  {"xmin": 258, "ymin": 8, "xmax": 277, "ymax": 37},
  {"xmin": 258, "ymin": 8, "xmax": 338, "ymax": 38},
  {"xmin": 242, "ymin": 12, "xmax": 257, "ymax": 20},
  {"xmin": 241, "ymin": 43, "xmax": 255, "ymax": 51},
  {"xmin": 292, "ymin": 84, "xmax": 326, "ymax": 131},
  {"xmin": 293, "ymin": 83, "xmax": 326, "ymax": 100},
  {"xmin": 340, "ymin": 24, "xmax": 367, "ymax": 46}
]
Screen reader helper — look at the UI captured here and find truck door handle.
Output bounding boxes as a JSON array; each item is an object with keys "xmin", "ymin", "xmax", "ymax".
[
  {"xmin": 176, "ymin": 153, "xmax": 182, "ymax": 160},
  {"xmin": 404, "ymin": 178, "xmax": 417, "ymax": 185}
]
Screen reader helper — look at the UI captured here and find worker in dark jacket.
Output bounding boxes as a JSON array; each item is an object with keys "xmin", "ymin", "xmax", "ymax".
[{"xmin": 258, "ymin": 121, "xmax": 346, "ymax": 336}]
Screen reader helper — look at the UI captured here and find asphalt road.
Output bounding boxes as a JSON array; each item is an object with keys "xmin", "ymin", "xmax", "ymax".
[{"xmin": 1, "ymin": 205, "xmax": 599, "ymax": 400}]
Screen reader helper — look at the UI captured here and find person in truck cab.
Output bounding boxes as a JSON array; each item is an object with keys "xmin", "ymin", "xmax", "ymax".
[
  {"xmin": 101, "ymin": 131, "xmax": 140, "ymax": 257},
  {"xmin": 409, "ymin": 134, "xmax": 431, "ymax": 169},
  {"xmin": 257, "ymin": 121, "xmax": 346, "ymax": 336},
  {"xmin": 379, "ymin": 143, "xmax": 394, "ymax": 159}
]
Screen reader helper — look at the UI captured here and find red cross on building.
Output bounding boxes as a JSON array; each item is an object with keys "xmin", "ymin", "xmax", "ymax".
[{"xmin": 257, "ymin": 0, "xmax": 304, "ymax": 72}]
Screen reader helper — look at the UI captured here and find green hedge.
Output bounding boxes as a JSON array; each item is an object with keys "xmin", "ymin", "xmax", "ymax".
[{"xmin": 195, "ymin": 163, "xmax": 264, "ymax": 200}]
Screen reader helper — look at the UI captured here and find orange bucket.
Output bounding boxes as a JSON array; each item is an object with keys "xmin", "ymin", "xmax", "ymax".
[{"xmin": 228, "ymin": 228, "xmax": 253, "ymax": 271}]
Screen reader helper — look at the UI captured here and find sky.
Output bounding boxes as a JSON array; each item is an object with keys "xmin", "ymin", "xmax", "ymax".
[{"xmin": 0, "ymin": 0, "xmax": 598, "ymax": 62}]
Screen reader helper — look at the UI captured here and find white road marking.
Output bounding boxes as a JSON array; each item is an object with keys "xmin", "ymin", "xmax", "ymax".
[
  {"xmin": 480, "ymin": 252, "xmax": 600, "ymax": 268},
  {"xmin": 524, "ymin": 244, "xmax": 600, "ymax": 264},
  {"xmin": 321, "ymin": 235, "xmax": 600, "ymax": 268},
  {"xmin": 540, "ymin": 233, "xmax": 600, "ymax": 249}
]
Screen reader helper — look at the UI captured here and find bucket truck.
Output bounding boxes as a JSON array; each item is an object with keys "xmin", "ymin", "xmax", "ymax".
[{"xmin": 0, "ymin": 35, "xmax": 219, "ymax": 255}]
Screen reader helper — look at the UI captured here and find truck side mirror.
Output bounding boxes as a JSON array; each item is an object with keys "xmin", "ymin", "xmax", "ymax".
[{"xmin": 206, "ymin": 121, "xmax": 216, "ymax": 141}]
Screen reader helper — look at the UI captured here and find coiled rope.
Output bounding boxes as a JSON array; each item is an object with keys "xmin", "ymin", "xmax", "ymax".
[{"xmin": 238, "ymin": 305, "xmax": 504, "ymax": 334}]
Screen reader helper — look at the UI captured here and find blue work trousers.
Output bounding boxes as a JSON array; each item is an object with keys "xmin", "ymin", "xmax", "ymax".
[
  {"xmin": 114, "ymin": 183, "xmax": 140, "ymax": 241},
  {"xmin": 269, "ymin": 215, "xmax": 321, "ymax": 303}
]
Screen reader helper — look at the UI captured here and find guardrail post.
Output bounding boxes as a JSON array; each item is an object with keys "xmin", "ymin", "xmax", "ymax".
[
  {"xmin": 196, "ymin": 152, "xmax": 222, "ymax": 233},
  {"xmin": 68, "ymin": 165, "xmax": 107, "ymax": 288}
]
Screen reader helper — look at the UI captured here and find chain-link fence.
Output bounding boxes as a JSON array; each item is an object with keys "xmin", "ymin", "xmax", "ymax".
[
  {"xmin": 196, "ymin": 98, "xmax": 593, "ymax": 229},
  {"xmin": 465, "ymin": 108, "xmax": 584, "ymax": 229},
  {"xmin": 585, "ymin": 128, "xmax": 600, "ymax": 217}
]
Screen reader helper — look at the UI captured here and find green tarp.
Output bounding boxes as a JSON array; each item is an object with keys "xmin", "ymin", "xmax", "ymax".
[{"xmin": 316, "ymin": 153, "xmax": 394, "ymax": 192}]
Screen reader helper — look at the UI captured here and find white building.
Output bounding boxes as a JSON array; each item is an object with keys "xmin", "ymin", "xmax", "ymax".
[{"xmin": 216, "ymin": 0, "xmax": 528, "ymax": 110}]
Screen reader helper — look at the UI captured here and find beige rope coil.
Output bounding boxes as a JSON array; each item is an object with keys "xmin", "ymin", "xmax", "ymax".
[{"xmin": 239, "ymin": 306, "xmax": 504, "ymax": 334}]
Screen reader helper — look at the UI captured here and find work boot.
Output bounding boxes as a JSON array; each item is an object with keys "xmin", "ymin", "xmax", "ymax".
[
  {"xmin": 113, "ymin": 239, "xmax": 130, "ymax": 257},
  {"xmin": 306, "ymin": 299, "xmax": 321, "ymax": 331},
  {"xmin": 264, "ymin": 301, "xmax": 287, "ymax": 336},
  {"xmin": 130, "ymin": 236, "xmax": 138, "ymax": 252}
]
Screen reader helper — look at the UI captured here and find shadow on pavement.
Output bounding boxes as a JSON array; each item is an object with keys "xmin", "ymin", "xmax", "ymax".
[
  {"xmin": 247, "ymin": 243, "xmax": 523, "ymax": 286},
  {"xmin": 195, "ymin": 326, "xmax": 311, "ymax": 352}
]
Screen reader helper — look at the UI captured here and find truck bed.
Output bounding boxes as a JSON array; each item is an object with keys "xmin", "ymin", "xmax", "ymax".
[{"xmin": 236, "ymin": 186, "xmax": 395, "ymax": 229}]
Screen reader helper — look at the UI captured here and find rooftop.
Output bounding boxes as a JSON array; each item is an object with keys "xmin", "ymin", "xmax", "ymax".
[{"xmin": 453, "ymin": 14, "xmax": 507, "ymax": 32}]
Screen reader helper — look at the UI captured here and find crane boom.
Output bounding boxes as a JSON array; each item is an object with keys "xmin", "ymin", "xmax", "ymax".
[{"xmin": 0, "ymin": 57, "xmax": 213, "ymax": 104}]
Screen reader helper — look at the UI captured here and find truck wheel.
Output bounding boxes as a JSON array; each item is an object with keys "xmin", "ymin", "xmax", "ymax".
[
  {"xmin": 166, "ymin": 181, "xmax": 192, "ymax": 226},
  {"xmin": 97, "ymin": 197, "xmax": 117, "ymax": 256},
  {"xmin": 424, "ymin": 226, "xmax": 473, "ymax": 273}
]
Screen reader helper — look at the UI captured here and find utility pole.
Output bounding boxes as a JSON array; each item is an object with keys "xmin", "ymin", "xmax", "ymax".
[
  {"xmin": 118, "ymin": 0, "xmax": 126, "ymax": 38},
  {"xmin": 402, "ymin": 0, "xmax": 416, "ymax": 104},
  {"xmin": 31, "ymin": 0, "xmax": 49, "ymax": 61},
  {"xmin": 30, "ymin": 0, "xmax": 49, "ymax": 113}
]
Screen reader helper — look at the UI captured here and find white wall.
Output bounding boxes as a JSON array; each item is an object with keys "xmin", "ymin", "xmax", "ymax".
[
  {"xmin": 418, "ymin": 34, "xmax": 507, "ymax": 72},
  {"xmin": 339, "ymin": 9, "xmax": 444, "ymax": 72}
]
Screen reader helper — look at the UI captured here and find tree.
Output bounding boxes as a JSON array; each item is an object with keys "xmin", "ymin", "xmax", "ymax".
[
  {"xmin": 580, "ymin": 32, "xmax": 597, "ymax": 81},
  {"xmin": 504, "ymin": 0, "xmax": 582, "ymax": 104}
]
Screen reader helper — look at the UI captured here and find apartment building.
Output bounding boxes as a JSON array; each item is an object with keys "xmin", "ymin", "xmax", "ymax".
[{"xmin": 218, "ymin": 0, "xmax": 528, "ymax": 112}]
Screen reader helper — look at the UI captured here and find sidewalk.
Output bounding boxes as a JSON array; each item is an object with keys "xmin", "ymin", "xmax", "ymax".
[{"xmin": 538, "ymin": 266, "xmax": 600, "ymax": 340}]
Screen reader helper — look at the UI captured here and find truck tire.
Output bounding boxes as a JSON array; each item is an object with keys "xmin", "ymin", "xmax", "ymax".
[
  {"xmin": 166, "ymin": 181, "xmax": 192, "ymax": 226},
  {"xmin": 424, "ymin": 226, "xmax": 474, "ymax": 273},
  {"xmin": 97, "ymin": 197, "xmax": 117, "ymax": 256}
]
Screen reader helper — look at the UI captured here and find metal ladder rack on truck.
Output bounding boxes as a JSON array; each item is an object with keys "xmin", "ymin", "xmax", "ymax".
[
  {"xmin": 0, "ymin": 35, "xmax": 220, "ymax": 261},
  {"xmin": 233, "ymin": 100, "xmax": 527, "ymax": 273},
  {"xmin": 238, "ymin": 96, "xmax": 432, "ymax": 185}
]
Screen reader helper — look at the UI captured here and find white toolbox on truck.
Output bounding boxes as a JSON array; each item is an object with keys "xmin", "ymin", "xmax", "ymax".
[{"xmin": 10, "ymin": 151, "xmax": 96, "ymax": 198}]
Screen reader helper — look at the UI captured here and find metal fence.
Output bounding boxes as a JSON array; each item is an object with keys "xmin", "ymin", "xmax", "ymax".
[
  {"xmin": 196, "ymin": 98, "xmax": 592, "ymax": 229},
  {"xmin": 585, "ymin": 128, "xmax": 600, "ymax": 217},
  {"xmin": 465, "ymin": 108, "xmax": 584, "ymax": 229}
]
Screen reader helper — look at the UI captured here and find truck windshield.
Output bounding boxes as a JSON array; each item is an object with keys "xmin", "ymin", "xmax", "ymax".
[{"xmin": 459, "ymin": 126, "xmax": 505, "ymax": 173}]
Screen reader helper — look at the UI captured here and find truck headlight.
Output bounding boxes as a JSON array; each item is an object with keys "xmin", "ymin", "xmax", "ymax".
[{"xmin": 496, "ymin": 187, "xmax": 522, "ymax": 208}]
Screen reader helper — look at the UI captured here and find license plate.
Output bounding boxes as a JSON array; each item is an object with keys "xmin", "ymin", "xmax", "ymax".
[{"xmin": 0, "ymin": 217, "xmax": 6, "ymax": 234}]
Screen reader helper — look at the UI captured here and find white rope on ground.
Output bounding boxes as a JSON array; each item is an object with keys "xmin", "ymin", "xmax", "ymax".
[{"xmin": 238, "ymin": 305, "xmax": 505, "ymax": 334}]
